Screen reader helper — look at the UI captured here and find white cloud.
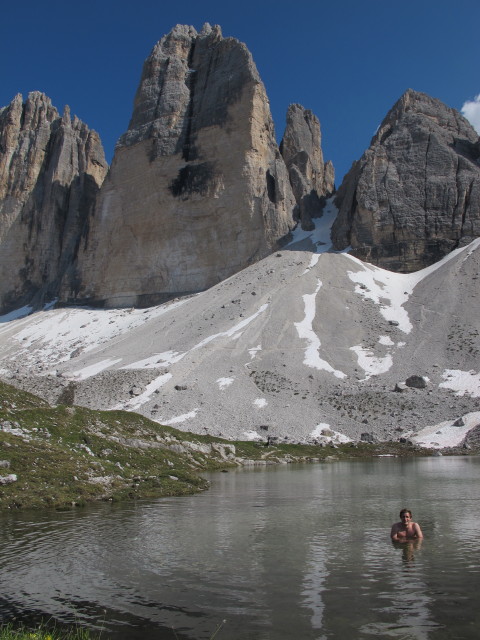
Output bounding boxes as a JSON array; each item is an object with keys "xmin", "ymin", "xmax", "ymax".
[{"xmin": 461, "ymin": 95, "xmax": 480, "ymax": 134}]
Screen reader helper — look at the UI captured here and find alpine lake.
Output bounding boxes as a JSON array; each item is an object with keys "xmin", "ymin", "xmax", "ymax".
[{"xmin": 0, "ymin": 456, "xmax": 479, "ymax": 639}]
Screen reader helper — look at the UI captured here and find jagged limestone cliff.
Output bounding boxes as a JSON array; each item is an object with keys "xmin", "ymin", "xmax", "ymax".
[
  {"xmin": 0, "ymin": 92, "xmax": 108, "ymax": 313},
  {"xmin": 67, "ymin": 24, "xmax": 297, "ymax": 307},
  {"xmin": 280, "ymin": 103, "xmax": 334, "ymax": 230},
  {"xmin": 332, "ymin": 89, "xmax": 480, "ymax": 271}
]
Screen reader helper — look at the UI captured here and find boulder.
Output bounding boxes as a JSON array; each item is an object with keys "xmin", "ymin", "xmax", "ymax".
[
  {"xmin": 405, "ymin": 375, "xmax": 428, "ymax": 389},
  {"xmin": 332, "ymin": 89, "xmax": 480, "ymax": 272}
]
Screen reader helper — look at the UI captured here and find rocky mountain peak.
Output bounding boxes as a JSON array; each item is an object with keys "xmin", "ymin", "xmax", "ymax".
[
  {"xmin": 120, "ymin": 23, "xmax": 258, "ymax": 156},
  {"xmin": 199, "ymin": 22, "xmax": 221, "ymax": 37},
  {"xmin": 280, "ymin": 103, "xmax": 334, "ymax": 230},
  {"xmin": 69, "ymin": 24, "xmax": 296, "ymax": 308},
  {"xmin": 0, "ymin": 92, "xmax": 108, "ymax": 313},
  {"xmin": 373, "ymin": 89, "xmax": 479, "ymax": 148},
  {"xmin": 332, "ymin": 89, "xmax": 480, "ymax": 272}
]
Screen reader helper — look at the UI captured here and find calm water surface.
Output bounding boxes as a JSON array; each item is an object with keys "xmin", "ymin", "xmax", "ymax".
[{"xmin": 0, "ymin": 457, "xmax": 479, "ymax": 639}]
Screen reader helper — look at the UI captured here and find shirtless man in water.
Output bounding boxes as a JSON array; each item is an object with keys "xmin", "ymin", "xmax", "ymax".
[{"xmin": 390, "ymin": 509, "xmax": 423, "ymax": 541}]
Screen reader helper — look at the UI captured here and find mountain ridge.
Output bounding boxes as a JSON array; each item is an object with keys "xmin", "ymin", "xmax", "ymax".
[{"xmin": 2, "ymin": 27, "xmax": 479, "ymax": 315}]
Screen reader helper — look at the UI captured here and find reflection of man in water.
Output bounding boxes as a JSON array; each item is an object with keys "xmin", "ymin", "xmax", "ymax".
[
  {"xmin": 390, "ymin": 509, "xmax": 423, "ymax": 542},
  {"xmin": 401, "ymin": 539, "xmax": 423, "ymax": 563}
]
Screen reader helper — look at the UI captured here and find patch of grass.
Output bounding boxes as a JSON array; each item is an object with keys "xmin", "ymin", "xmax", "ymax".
[
  {"xmin": 0, "ymin": 380, "xmax": 49, "ymax": 411},
  {"xmin": 0, "ymin": 622, "xmax": 99, "ymax": 640},
  {"xmin": 0, "ymin": 381, "xmax": 229, "ymax": 509},
  {"xmin": 231, "ymin": 438, "xmax": 435, "ymax": 462}
]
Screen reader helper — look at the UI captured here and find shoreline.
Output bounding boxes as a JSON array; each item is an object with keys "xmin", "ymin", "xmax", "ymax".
[{"xmin": 1, "ymin": 380, "xmax": 478, "ymax": 512}]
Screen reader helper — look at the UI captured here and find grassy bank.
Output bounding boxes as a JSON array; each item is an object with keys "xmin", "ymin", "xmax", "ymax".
[
  {"xmin": 0, "ymin": 380, "xmax": 464, "ymax": 511},
  {"xmin": 0, "ymin": 623, "xmax": 99, "ymax": 640}
]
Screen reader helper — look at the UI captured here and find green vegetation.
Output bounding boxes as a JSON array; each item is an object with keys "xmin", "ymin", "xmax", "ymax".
[
  {"xmin": 0, "ymin": 622, "xmax": 98, "ymax": 640},
  {"xmin": 0, "ymin": 380, "xmax": 439, "ymax": 511}
]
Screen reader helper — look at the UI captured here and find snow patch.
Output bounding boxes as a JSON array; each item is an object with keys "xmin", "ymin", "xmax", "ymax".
[
  {"xmin": 248, "ymin": 344, "xmax": 262, "ymax": 359},
  {"xmin": 294, "ymin": 279, "xmax": 346, "ymax": 379},
  {"xmin": 346, "ymin": 260, "xmax": 413, "ymax": 333},
  {"xmin": 0, "ymin": 305, "xmax": 33, "ymax": 323},
  {"xmin": 217, "ymin": 377, "xmax": 234, "ymax": 390},
  {"xmin": 346, "ymin": 240, "xmax": 480, "ymax": 336},
  {"xmin": 254, "ymin": 398, "xmax": 267, "ymax": 408},
  {"xmin": 121, "ymin": 351, "xmax": 185, "ymax": 369},
  {"xmin": 409, "ymin": 412, "xmax": 480, "ymax": 449},
  {"xmin": 162, "ymin": 409, "xmax": 199, "ymax": 425},
  {"xmin": 350, "ymin": 345, "xmax": 393, "ymax": 379},
  {"xmin": 309, "ymin": 424, "xmax": 352, "ymax": 444},
  {"xmin": 242, "ymin": 430, "xmax": 263, "ymax": 441},
  {"xmin": 303, "ymin": 254, "xmax": 321, "ymax": 273},
  {"xmin": 462, "ymin": 237, "xmax": 480, "ymax": 260},
  {"xmin": 439, "ymin": 370, "xmax": 480, "ymax": 397},
  {"xmin": 114, "ymin": 373, "xmax": 172, "ymax": 411},
  {"xmin": 0, "ymin": 299, "xmax": 188, "ymax": 369},
  {"xmin": 287, "ymin": 197, "xmax": 344, "ymax": 254},
  {"xmin": 192, "ymin": 304, "xmax": 268, "ymax": 351},
  {"xmin": 69, "ymin": 358, "xmax": 122, "ymax": 380},
  {"xmin": 379, "ymin": 336, "xmax": 394, "ymax": 346}
]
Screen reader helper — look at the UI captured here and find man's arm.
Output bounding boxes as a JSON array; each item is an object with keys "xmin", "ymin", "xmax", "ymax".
[
  {"xmin": 390, "ymin": 524, "xmax": 401, "ymax": 541},
  {"xmin": 413, "ymin": 522, "xmax": 423, "ymax": 539}
]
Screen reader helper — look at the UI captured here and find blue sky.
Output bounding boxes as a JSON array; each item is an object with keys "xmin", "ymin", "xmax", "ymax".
[{"xmin": 1, "ymin": 0, "xmax": 479, "ymax": 183}]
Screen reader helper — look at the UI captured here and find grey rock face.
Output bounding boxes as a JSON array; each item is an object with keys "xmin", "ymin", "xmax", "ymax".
[
  {"xmin": 280, "ymin": 104, "xmax": 334, "ymax": 230},
  {"xmin": 332, "ymin": 89, "xmax": 480, "ymax": 272},
  {"xmin": 0, "ymin": 92, "xmax": 108, "ymax": 313},
  {"xmin": 68, "ymin": 24, "xmax": 296, "ymax": 307}
]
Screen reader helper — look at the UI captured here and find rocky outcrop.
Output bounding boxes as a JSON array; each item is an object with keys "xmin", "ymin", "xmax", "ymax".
[
  {"xmin": 280, "ymin": 104, "xmax": 334, "ymax": 230},
  {"xmin": 0, "ymin": 92, "xmax": 107, "ymax": 313},
  {"xmin": 332, "ymin": 89, "xmax": 480, "ymax": 272},
  {"xmin": 67, "ymin": 24, "xmax": 296, "ymax": 307}
]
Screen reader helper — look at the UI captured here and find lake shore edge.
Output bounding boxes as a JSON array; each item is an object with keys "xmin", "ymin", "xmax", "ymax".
[{"xmin": 1, "ymin": 380, "xmax": 478, "ymax": 511}]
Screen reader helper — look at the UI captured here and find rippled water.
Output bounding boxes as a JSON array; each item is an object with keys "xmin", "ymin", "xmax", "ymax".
[{"xmin": 1, "ymin": 457, "xmax": 479, "ymax": 639}]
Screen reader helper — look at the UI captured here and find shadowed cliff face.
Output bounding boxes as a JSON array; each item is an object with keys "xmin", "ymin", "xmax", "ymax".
[
  {"xmin": 68, "ymin": 23, "xmax": 297, "ymax": 308},
  {"xmin": 0, "ymin": 92, "xmax": 108, "ymax": 313},
  {"xmin": 280, "ymin": 104, "xmax": 334, "ymax": 231},
  {"xmin": 332, "ymin": 89, "xmax": 480, "ymax": 272}
]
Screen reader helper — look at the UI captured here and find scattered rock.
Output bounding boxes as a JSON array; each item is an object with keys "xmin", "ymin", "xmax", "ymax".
[{"xmin": 405, "ymin": 375, "xmax": 428, "ymax": 389}]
